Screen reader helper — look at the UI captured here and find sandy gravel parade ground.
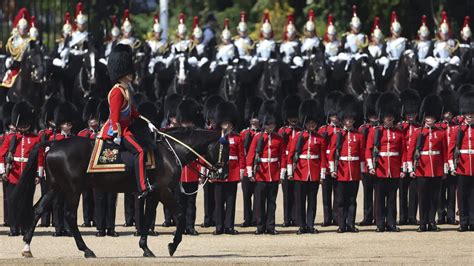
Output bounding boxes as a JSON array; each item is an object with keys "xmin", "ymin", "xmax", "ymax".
[{"xmin": 0, "ymin": 185, "xmax": 473, "ymax": 265}]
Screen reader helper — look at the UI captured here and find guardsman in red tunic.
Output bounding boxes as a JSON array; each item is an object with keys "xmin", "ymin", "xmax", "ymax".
[
  {"xmin": 176, "ymin": 98, "xmax": 204, "ymax": 236},
  {"xmin": 0, "ymin": 102, "xmax": 44, "ymax": 236},
  {"xmin": 1, "ymin": 102, "xmax": 15, "ymax": 227},
  {"xmin": 239, "ymin": 96, "xmax": 262, "ymax": 227},
  {"xmin": 246, "ymin": 100, "xmax": 286, "ymax": 235},
  {"xmin": 358, "ymin": 93, "xmax": 379, "ymax": 226},
  {"xmin": 407, "ymin": 95, "xmax": 448, "ymax": 232},
  {"xmin": 367, "ymin": 93, "xmax": 405, "ymax": 232},
  {"xmin": 328, "ymin": 95, "xmax": 365, "ymax": 233},
  {"xmin": 435, "ymin": 90, "xmax": 459, "ymax": 225},
  {"xmin": 213, "ymin": 102, "xmax": 245, "ymax": 235},
  {"xmin": 287, "ymin": 99, "xmax": 327, "ymax": 234},
  {"xmin": 318, "ymin": 91, "xmax": 343, "ymax": 226},
  {"xmin": 100, "ymin": 44, "xmax": 157, "ymax": 199},
  {"xmin": 398, "ymin": 89, "xmax": 421, "ymax": 225},
  {"xmin": 449, "ymin": 92, "xmax": 474, "ymax": 232},
  {"xmin": 278, "ymin": 95, "xmax": 301, "ymax": 227}
]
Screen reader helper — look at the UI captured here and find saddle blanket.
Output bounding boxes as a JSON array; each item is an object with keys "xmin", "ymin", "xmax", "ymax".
[
  {"xmin": 87, "ymin": 138, "xmax": 156, "ymax": 173},
  {"xmin": 1, "ymin": 68, "xmax": 20, "ymax": 88}
]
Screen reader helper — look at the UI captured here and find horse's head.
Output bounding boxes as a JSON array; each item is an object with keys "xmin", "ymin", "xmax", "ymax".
[
  {"xmin": 23, "ymin": 44, "xmax": 46, "ymax": 83},
  {"xmin": 352, "ymin": 56, "xmax": 376, "ymax": 99},
  {"xmin": 438, "ymin": 64, "xmax": 466, "ymax": 92},
  {"xmin": 401, "ymin": 50, "xmax": 420, "ymax": 81},
  {"xmin": 221, "ymin": 65, "xmax": 239, "ymax": 100},
  {"xmin": 303, "ymin": 54, "xmax": 327, "ymax": 93},
  {"xmin": 133, "ymin": 47, "xmax": 148, "ymax": 87}
]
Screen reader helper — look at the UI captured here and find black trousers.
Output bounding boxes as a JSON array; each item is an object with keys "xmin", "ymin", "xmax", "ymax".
[
  {"xmin": 135, "ymin": 196, "xmax": 157, "ymax": 232},
  {"xmin": 457, "ymin": 175, "xmax": 474, "ymax": 226},
  {"xmin": 203, "ymin": 182, "xmax": 215, "ymax": 226},
  {"xmin": 295, "ymin": 181, "xmax": 319, "ymax": 228},
  {"xmin": 437, "ymin": 175, "xmax": 457, "ymax": 221},
  {"xmin": 375, "ymin": 178, "xmax": 398, "ymax": 228},
  {"xmin": 241, "ymin": 176, "xmax": 256, "ymax": 224},
  {"xmin": 322, "ymin": 176, "xmax": 337, "ymax": 224},
  {"xmin": 361, "ymin": 173, "xmax": 375, "ymax": 223},
  {"xmin": 179, "ymin": 182, "xmax": 198, "ymax": 230},
  {"xmin": 82, "ymin": 188, "xmax": 95, "ymax": 224},
  {"xmin": 39, "ymin": 179, "xmax": 52, "ymax": 226},
  {"xmin": 5, "ymin": 182, "xmax": 23, "ymax": 233},
  {"xmin": 282, "ymin": 179, "xmax": 296, "ymax": 224},
  {"xmin": 53, "ymin": 192, "xmax": 69, "ymax": 232},
  {"xmin": 336, "ymin": 181, "xmax": 359, "ymax": 228},
  {"xmin": 416, "ymin": 177, "xmax": 442, "ymax": 225},
  {"xmin": 124, "ymin": 193, "xmax": 135, "ymax": 225},
  {"xmin": 163, "ymin": 206, "xmax": 174, "ymax": 224},
  {"xmin": 214, "ymin": 182, "xmax": 238, "ymax": 231},
  {"xmin": 3, "ymin": 180, "xmax": 8, "ymax": 225},
  {"xmin": 399, "ymin": 177, "xmax": 418, "ymax": 222},
  {"xmin": 94, "ymin": 190, "xmax": 117, "ymax": 231},
  {"xmin": 255, "ymin": 181, "xmax": 279, "ymax": 231}
]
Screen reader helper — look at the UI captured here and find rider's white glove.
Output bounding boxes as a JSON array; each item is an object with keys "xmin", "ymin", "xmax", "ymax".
[
  {"xmin": 293, "ymin": 56, "xmax": 304, "ymax": 67},
  {"xmin": 188, "ymin": 56, "xmax": 198, "ymax": 66},
  {"xmin": 209, "ymin": 61, "xmax": 217, "ymax": 72},
  {"xmin": 198, "ymin": 57, "xmax": 209, "ymax": 68},
  {"xmin": 148, "ymin": 122, "xmax": 157, "ymax": 133},
  {"xmin": 52, "ymin": 58, "xmax": 66, "ymax": 68},
  {"xmin": 113, "ymin": 137, "xmax": 122, "ymax": 145},
  {"xmin": 5, "ymin": 57, "xmax": 13, "ymax": 69}
]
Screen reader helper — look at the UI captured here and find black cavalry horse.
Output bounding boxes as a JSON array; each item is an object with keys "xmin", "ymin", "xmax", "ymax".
[
  {"xmin": 254, "ymin": 60, "xmax": 283, "ymax": 103},
  {"xmin": 382, "ymin": 51, "xmax": 420, "ymax": 95},
  {"xmin": 10, "ymin": 125, "xmax": 228, "ymax": 258},
  {"xmin": 344, "ymin": 56, "xmax": 376, "ymax": 100},
  {"xmin": 297, "ymin": 51, "xmax": 327, "ymax": 101}
]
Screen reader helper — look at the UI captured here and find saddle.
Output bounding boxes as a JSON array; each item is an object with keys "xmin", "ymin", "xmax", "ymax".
[{"xmin": 87, "ymin": 138, "xmax": 156, "ymax": 173}]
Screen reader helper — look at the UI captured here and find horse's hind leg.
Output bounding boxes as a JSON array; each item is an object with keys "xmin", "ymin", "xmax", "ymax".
[
  {"xmin": 138, "ymin": 197, "xmax": 155, "ymax": 257},
  {"xmin": 64, "ymin": 194, "xmax": 96, "ymax": 258},
  {"xmin": 164, "ymin": 188, "xmax": 184, "ymax": 257},
  {"xmin": 21, "ymin": 190, "xmax": 55, "ymax": 258}
]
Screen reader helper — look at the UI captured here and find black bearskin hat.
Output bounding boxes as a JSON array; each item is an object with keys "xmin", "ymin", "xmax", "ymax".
[
  {"xmin": 216, "ymin": 101, "xmax": 239, "ymax": 127},
  {"xmin": 299, "ymin": 99, "xmax": 323, "ymax": 125},
  {"xmin": 336, "ymin": 95, "xmax": 362, "ymax": 123},
  {"xmin": 2, "ymin": 102, "xmax": 15, "ymax": 129},
  {"xmin": 204, "ymin": 95, "xmax": 224, "ymax": 123},
  {"xmin": 364, "ymin": 92, "xmax": 380, "ymax": 120},
  {"xmin": 420, "ymin": 95, "xmax": 443, "ymax": 121},
  {"xmin": 96, "ymin": 100, "xmax": 110, "ymax": 125},
  {"xmin": 40, "ymin": 97, "xmax": 60, "ymax": 128},
  {"xmin": 258, "ymin": 100, "xmax": 280, "ymax": 126},
  {"xmin": 107, "ymin": 44, "xmax": 134, "ymax": 82},
  {"xmin": 11, "ymin": 102, "xmax": 35, "ymax": 128},
  {"xmin": 164, "ymin": 94, "xmax": 183, "ymax": 119},
  {"xmin": 324, "ymin": 91, "xmax": 344, "ymax": 118},
  {"xmin": 459, "ymin": 92, "xmax": 474, "ymax": 115},
  {"xmin": 400, "ymin": 89, "xmax": 420, "ymax": 115},
  {"xmin": 177, "ymin": 98, "xmax": 204, "ymax": 127},
  {"xmin": 281, "ymin": 95, "xmax": 301, "ymax": 122},
  {"xmin": 245, "ymin": 96, "xmax": 263, "ymax": 121},
  {"xmin": 376, "ymin": 92, "xmax": 401, "ymax": 123},
  {"xmin": 138, "ymin": 101, "xmax": 161, "ymax": 125},
  {"xmin": 54, "ymin": 101, "xmax": 78, "ymax": 126},
  {"xmin": 82, "ymin": 98, "xmax": 100, "ymax": 122},
  {"xmin": 438, "ymin": 89, "xmax": 458, "ymax": 115}
]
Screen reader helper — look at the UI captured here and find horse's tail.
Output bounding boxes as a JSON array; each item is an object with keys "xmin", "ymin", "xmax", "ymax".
[{"xmin": 9, "ymin": 141, "xmax": 51, "ymax": 228}]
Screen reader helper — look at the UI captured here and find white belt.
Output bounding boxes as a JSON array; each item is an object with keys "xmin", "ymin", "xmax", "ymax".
[
  {"xmin": 339, "ymin": 156, "xmax": 359, "ymax": 161},
  {"xmin": 460, "ymin": 150, "xmax": 474, "ymax": 155},
  {"xmin": 229, "ymin": 155, "xmax": 238, "ymax": 160},
  {"xmin": 420, "ymin": 150, "xmax": 440, "ymax": 155},
  {"xmin": 299, "ymin": 154, "xmax": 320, "ymax": 160},
  {"xmin": 326, "ymin": 150, "xmax": 330, "ymax": 154},
  {"xmin": 379, "ymin": 152, "xmax": 400, "ymax": 157},
  {"xmin": 260, "ymin": 157, "xmax": 278, "ymax": 163},
  {"xmin": 13, "ymin": 157, "xmax": 28, "ymax": 163}
]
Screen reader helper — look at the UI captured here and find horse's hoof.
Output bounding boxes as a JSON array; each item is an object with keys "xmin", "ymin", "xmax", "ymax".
[
  {"xmin": 143, "ymin": 249, "xmax": 155, "ymax": 258},
  {"xmin": 168, "ymin": 243, "xmax": 177, "ymax": 257},
  {"xmin": 84, "ymin": 250, "xmax": 96, "ymax": 258},
  {"xmin": 21, "ymin": 251, "xmax": 33, "ymax": 258}
]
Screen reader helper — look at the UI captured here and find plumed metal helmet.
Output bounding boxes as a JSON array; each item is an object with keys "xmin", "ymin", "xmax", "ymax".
[
  {"xmin": 299, "ymin": 99, "xmax": 323, "ymax": 125},
  {"xmin": 40, "ymin": 97, "xmax": 60, "ymax": 128},
  {"xmin": 2, "ymin": 102, "xmax": 15, "ymax": 129},
  {"xmin": 54, "ymin": 101, "xmax": 78, "ymax": 126},
  {"xmin": 420, "ymin": 95, "xmax": 443, "ymax": 121},
  {"xmin": 204, "ymin": 95, "xmax": 224, "ymax": 122},
  {"xmin": 363, "ymin": 92, "xmax": 380, "ymax": 120},
  {"xmin": 245, "ymin": 96, "xmax": 263, "ymax": 121},
  {"xmin": 177, "ymin": 98, "xmax": 204, "ymax": 127},
  {"xmin": 138, "ymin": 101, "xmax": 161, "ymax": 125},
  {"xmin": 324, "ymin": 91, "xmax": 344, "ymax": 117},
  {"xmin": 82, "ymin": 98, "xmax": 100, "ymax": 122},
  {"xmin": 164, "ymin": 94, "xmax": 183, "ymax": 119},
  {"xmin": 96, "ymin": 99, "xmax": 110, "ymax": 124},
  {"xmin": 11, "ymin": 101, "xmax": 35, "ymax": 128},
  {"xmin": 216, "ymin": 101, "xmax": 239, "ymax": 127},
  {"xmin": 376, "ymin": 92, "xmax": 401, "ymax": 123},
  {"xmin": 459, "ymin": 92, "xmax": 474, "ymax": 115},
  {"xmin": 336, "ymin": 95, "xmax": 362, "ymax": 123},
  {"xmin": 281, "ymin": 95, "xmax": 301, "ymax": 122},
  {"xmin": 107, "ymin": 43, "xmax": 134, "ymax": 83},
  {"xmin": 439, "ymin": 89, "xmax": 458, "ymax": 115},
  {"xmin": 400, "ymin": 89, "xmax": 420, "ymax": 115},
  {"xmin": 258, "ymin": 100, "xmax": 280, "ymax": 126}
]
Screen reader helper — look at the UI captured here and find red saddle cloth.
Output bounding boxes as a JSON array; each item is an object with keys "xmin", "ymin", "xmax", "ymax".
[{"xmin": 1, "ymin": 68, "xmax": 20, "ymax": 88}]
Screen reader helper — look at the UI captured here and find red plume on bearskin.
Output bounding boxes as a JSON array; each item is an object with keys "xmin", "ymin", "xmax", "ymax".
[
  {"xmin": 421, "ymin": 15, "xmax": 427, "ymax": 26},
  {"xmin": 13, "ymin": 7, "xmax": 30, "ymax": 28},
  {"xmin": 308, "ymin": 9, "xmax": 315, "ymax": 22},
  {"xmin": 179, "ymin": 12, "xmax": 185, "ymax": 24},
  {"xmin": 76, "ymin": 2, "xmax": 83, "ymax": 18},
  {"xmin": 193, "ymin": 16, "xmax": 199, "ymax": 29},
  {"xmin": 283, "ymin": 14, "xmax": 295, "ymax": 40},
  {"xmin": 372, "ymin": 16, "xmax": 380, "ymax": 34},
  {"xmin": 65, "ymin": 12, "xmax": 71, "ymax": 24},
  {"xmin": 391, "ymin": 11, "xmax": 399, "ymax": 23},
  {"xmin": 463, "ymin": 16, "xmax": 470, "ymax": 28},
  {"xmin": 324, "ymin": 14, "xmax": 334, "ymax": 42},
  {"xmin": 154, "ymin": 14, "xmax": 159, "ymax": 24},
  {"xmin": 123, "ymin": 9, "xmax": 130, "ymax": 22},
  {"xmin": 263, "ymin": 11, "xmax": 270, "ymax": 23},
  {"xmin": 111, "ymin": 15, "xmax": 117, "ymax": 27},
  {"xmin": 240, "ymin": 11, "xmax": 246, "ymax": 22}
]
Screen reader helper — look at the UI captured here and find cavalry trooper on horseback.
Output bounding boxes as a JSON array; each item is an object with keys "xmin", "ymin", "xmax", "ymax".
[
  {"xmin": 250, "ymin": 11, "xmax": 278, "ymax": 69},
  {"xmin": 459, "ymin": 16, "xmax": 473, "ymax": 68},
  {"xmin": 101, "ymin": 43, "xmax": 157, "ymax": 199},
  {"xmin": 2, "ymin": 8, "xmax": 31, "ymax": 88},
  {"xmin": 412, "ymin": 15, "xmax": 435, "ymax": 74},
  {"xmin": 234, "ymin": 11, "xmax": 253, "ymax": 64},
  {"xmin": 323, "ymin": 14, "xmax": 342, "ymax": 67},
  {"xmin": 279, "ymin": 14, "xmax": 303, "ymax": 94},
  {"xmin": 365, "ymin": 17, "xmax": 386, "ymax": 76},
  {"xmin": 378, "ymin": 11, "xmax": 408, "ymax": 76},
  {"xmin": 340, "ymin": 5, "xmax": 368, "ymax": 70},
  {"xmin": 99, "ymin": 15, "xmax": 121, "ymax": 66},
  {"xmin": 69, "ymin": 2, "xmax": 95, "ymax": 62},
  {"xmin": 301, "ymin": 9, "xmax": 323, "ymax": 59},
  {"xmin": 147, "ymin": 14, "xmax": 170, "ymax": 74},
  {"xmin": 51, "ymin": 12, "xmax": 73, "ymax": 69}
]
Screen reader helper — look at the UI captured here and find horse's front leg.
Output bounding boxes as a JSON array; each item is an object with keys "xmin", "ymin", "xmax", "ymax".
[
  {"xmin": 138, "ymin": 197, "xmax": 155, "ymax": 257},
  {"xmin": 162, "ymin": 187, "xmax": 184, "ymax": 257}
]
